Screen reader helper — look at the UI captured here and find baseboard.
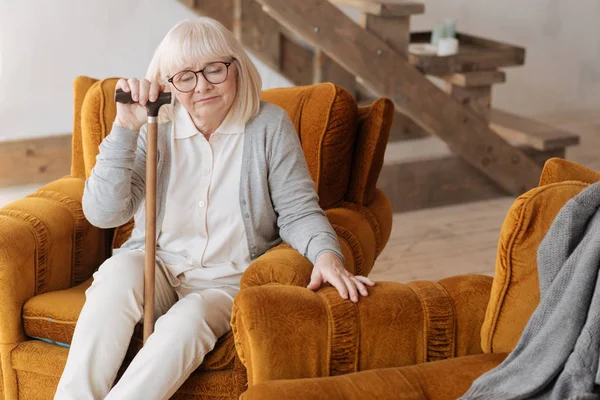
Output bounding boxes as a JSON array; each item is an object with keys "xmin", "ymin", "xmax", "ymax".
[{"xmin": 0, "ymin": 134, "xmax": 72, "ymax": 188}]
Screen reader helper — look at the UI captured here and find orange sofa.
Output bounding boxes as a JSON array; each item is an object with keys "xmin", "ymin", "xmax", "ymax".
[
  {"xmin": 0, "ymin": 77, "xmax": 393, "ymax": 399},
  {"xmin": 233, "ymin": 158, "xmax": 597, "ymax": 399}
]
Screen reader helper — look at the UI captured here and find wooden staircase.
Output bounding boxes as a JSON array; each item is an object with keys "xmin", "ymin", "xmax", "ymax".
[{"xmin": 180, "ymin": 0, "xmax": 579, "ymax": 212}]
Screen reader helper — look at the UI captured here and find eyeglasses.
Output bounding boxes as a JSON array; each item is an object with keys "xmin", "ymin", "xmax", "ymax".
[{"xmin": 168, "ymin": 61, "xmax": 233, "ymax": 92}]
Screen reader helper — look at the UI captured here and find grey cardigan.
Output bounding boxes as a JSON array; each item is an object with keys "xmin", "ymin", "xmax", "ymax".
[
  {"xmin": 82, "ymin": 102, "xmax": 343, "ymax": 265},
  {"xmin": 461, "ymin": 181, "xmax": 600, "ymax": 399}
]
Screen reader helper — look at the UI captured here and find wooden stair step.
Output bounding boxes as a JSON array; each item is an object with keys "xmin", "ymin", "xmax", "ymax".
[
  {"xmin": 490, "ymin": 109, "xmax": 580, "ymax": 151},
  {"xmin": 380, "ymin": 106, "xmax": 580, "ymax": 152},
  {"xmin": 409, "ymin": 32, "xmax": 525, "ymax": 75},
  {"xmin": 382, "ymin": 136, "xmax": 561, "ymax": 164},
  {"xmin": 379, "ymin": 137, "xmax": 563, "ymax": 213},
  {"xmin": 330, "ymin": 0, "xmax": 424, "ymax": 17}
]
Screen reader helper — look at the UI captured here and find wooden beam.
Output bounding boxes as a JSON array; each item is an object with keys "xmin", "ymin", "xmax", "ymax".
[
  {"xmin": 490, "ymin": 109, "xmax": 580, "ymax": 151},
  {"xmin": 184, "ymin": 0, "xmax": 234, "ymax": 31},
  {"xmin": 387, "ymin": 111, "xmax": 428, "ymax": 141},
  {"xmin": 313, "ymin": 48, "xmax": 356, "ymax": 95},
  {"xmin": 443, "ymin": 70, "xmax": 506, "ymax": 88},
  {"xmin": 0, "ymin": 134, "xmax": 71, "ymax": 188},
  {"xmin": 379, "ymin": 138, "xmax": 563, "ymax": 212},
  {"xmin": 330, "ymin": 0, "xmax": 424, "ymax": 17},
  {"xmin": 445, "ymin": 84, "xmax": 492, "ymax": 122},
  {"xmin": 357, "ymin": 89, "xmax": 427, "ymax": 140},
  {"xmin": 255, "ymin": 0, "xmax": 542, "ymax": 195},
  {"xmin": 281, "ymin": 35, "xmax": 314, "ymax": 86},
  {"xmin": 359, "ymin": 13, "xmax": 410, "ymax": 57},
  {"xmin": 233, "ymin": 0, "xmax": 281, "ymax": 71}
]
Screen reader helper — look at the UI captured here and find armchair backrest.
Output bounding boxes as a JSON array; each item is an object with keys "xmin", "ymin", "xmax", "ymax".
[
  {"xmin": 481, "ymin": 158, "xmax": 600, "ymax": 353},
  {"xmin": 260, "ymin": 83, "xmax": 357, "ymax": 209}
]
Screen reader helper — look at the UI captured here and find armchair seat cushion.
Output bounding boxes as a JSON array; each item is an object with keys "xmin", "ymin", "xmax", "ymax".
[
  {"xmin": 23, "ymin": 278, "xmax": 92, "ymax": 347},
  {"xmin": 11, "ymin": 341, "xmax": 240, "ymax": 400},
  {"xmin": 22, "ymin": 279, "xmax": 236, "ymax": 372}
]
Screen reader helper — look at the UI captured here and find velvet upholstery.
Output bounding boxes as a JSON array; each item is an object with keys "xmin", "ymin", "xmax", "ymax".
[
  {"xmin": 480, "ymin": 179, "xmax": 589, "ymax": 353},
  {"xmin": 232, "ymin": 277, "xmax": 494, "ymax": 387},
  {"xmin": 230, "ymin": 158, "xmax": 599, "ymax": 399},
  {"xmin": 240, "ymin": 353, "xmax": 508, "ymax": 400},
  {"xmin": 0, "ymin": 76, "xmax": 393, "ymax": 399}
]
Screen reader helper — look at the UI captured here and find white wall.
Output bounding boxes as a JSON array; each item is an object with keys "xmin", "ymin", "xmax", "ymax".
[
  {"xmin": 0, "ymin": 0, "xmax": 292, "ymax": 140},
  {"xmin": 0, "ymin": 0, "xmax": 598, "ymax": 140}
]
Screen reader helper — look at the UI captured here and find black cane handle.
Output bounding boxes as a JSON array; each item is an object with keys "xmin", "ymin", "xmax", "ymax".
[{"xmin": 115, "ymin": 88, "xmax": 172, "ymax": 117}]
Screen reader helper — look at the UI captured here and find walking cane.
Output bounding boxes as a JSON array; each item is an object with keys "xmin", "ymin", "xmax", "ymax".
[{"xmin": 115, "ymin": 88, "xmax": 172, "ymax": 344}]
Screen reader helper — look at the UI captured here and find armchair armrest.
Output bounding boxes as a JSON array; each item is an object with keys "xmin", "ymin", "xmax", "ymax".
[
  {"xmin": 0, "ymin": 176, "xmax": 109, "ymax": 346},
  {"xmin": 240, "ymin": 200, "xmax": 388, "ymax": 291},
  {"xmin": 437, "ymin": 275, "xmax": 493, "ymax": 356},
  {"xmin": 231, "ymin": 275, "xmax": 493, "ymax": 387},
  {"xmin": 327, "ymin": 191, "xmax": 393, "ymax": 277},
  {"xmin": 240, "ymin": 243, "xmax": 314, "ymax": 289},
  {"xmin": 325, "ymin": 205, "xmax": 378, "ymax": 276}
]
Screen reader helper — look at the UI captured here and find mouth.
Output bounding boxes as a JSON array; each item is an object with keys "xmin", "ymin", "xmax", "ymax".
[{"xmin": 194, "ymin": 96, "xmax": 219, "ymax": 103}]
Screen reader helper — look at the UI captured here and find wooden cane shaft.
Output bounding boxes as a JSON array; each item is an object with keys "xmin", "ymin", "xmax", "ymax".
[{"xmin": 143, "ymin": 120, "xmax": 158, "ymax": 344}]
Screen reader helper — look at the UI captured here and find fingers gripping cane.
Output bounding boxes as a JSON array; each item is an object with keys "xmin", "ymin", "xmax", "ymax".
[{"xmin": 115, "ymin": 88, "xmax": 172, "ymax": 344}]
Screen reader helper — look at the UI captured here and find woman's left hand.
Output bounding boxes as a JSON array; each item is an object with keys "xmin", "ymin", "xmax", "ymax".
[{"xmin": 307, "ymin": 253, "xmax": 375, "ymax": 302}]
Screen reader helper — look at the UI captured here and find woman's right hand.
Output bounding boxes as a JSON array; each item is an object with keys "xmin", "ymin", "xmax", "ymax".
[{"xmin": 114, "ymin": 78, "xmax": 165, "ymax": 131}]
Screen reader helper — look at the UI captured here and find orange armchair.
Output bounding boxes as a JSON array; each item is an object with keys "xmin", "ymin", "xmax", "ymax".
[
  {"xmin": 234, "ymin": 158, "xmax": 598, "ymax": 399},
  {"xmin": 0, "ymin": 76, "xmax": 393, "ymax": 399}
]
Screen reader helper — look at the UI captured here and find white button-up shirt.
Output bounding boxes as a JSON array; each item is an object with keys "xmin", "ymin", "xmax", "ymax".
[{"xmin": 156, "ymin": 105, "xmax": 251, "ymax": 288}]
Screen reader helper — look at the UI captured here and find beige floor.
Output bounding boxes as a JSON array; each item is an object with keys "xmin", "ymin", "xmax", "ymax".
[{"xmin": 1, "ymin": 110, "xmax": 599, "ymax": 284}]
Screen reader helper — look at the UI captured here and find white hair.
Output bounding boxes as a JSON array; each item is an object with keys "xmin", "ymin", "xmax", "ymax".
[{"xmin": 146, "ymin": 18, "xmax": 262, "ymax": 124}]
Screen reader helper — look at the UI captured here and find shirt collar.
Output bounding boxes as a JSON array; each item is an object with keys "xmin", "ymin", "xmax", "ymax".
[{"xmin": 174, "ymin": 105, "xmax": 245, "ymax": 139}]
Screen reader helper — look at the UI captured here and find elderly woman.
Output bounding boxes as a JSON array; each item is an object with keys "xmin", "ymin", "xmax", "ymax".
[{"xmin": 54, "ymin": 17, "xmax": 373, "ymax": 400}]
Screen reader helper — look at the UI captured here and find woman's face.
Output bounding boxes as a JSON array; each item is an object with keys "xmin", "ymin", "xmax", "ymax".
[{"xmin": 171, "ymin": 58, "xmax": 238, "ymax": 125}]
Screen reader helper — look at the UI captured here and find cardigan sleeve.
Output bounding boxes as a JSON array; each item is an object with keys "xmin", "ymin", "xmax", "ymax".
[
  {"xmin": 267, "ymin": 112, "xmax": 344, "ymax": 264},
  {"xmin": 82, "ymin": 124, "xmax": 147, "ymax": 228}
]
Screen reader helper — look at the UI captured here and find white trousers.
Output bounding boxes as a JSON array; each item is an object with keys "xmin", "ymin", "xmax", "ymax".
[{"xmin": 54, "ymin": 250, "xmax": 238, "ymax": 400}]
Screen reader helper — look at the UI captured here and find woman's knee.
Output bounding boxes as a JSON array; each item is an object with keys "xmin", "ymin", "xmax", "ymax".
[
  {"xmin": 87, "ymin": 251, "xmax": 145, "ymax": 298},
  {"xmin": 155, "ymin": 290, "xmax": 233, "ymax": 339}
]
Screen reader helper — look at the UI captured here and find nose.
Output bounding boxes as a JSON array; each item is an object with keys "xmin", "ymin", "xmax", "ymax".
[{"xmin": 194, "ymin": 72, "xmax": 213, "ymax": 93}]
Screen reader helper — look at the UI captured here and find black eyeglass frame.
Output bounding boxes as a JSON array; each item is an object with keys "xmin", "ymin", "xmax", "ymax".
[{"xmin": 167, "ymin": 61, "xmax": 233, "ymax": 92}]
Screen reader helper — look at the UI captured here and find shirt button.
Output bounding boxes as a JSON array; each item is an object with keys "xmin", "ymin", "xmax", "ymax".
[
  {"xmin": 241, "ymin": 200, "xmax": 247, "ymax": 205},
  {"xmin": 251, "ymin": 253, "xmax": 256, "ymax": 258},
  {"xmin": 244, "ymin": 213, "xmax": 250, "ymax": 218},
  {"xmin": 198, "ymin": 201, "xmax": 206, "ymax": 208}
]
